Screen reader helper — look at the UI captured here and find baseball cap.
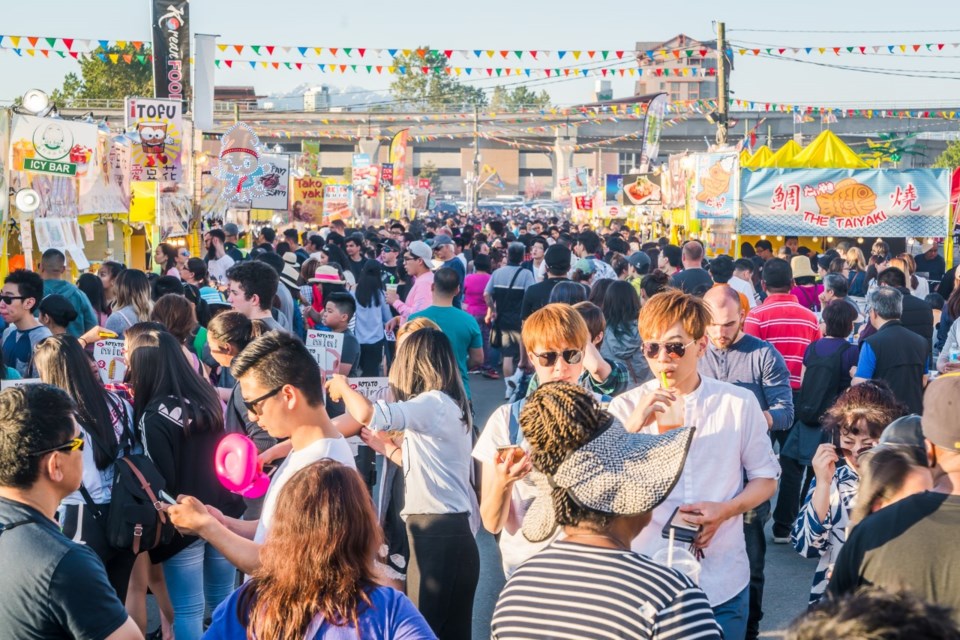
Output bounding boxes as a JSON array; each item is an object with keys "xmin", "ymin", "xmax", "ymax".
[
  {"xmin": 379, "ymin": 238, "xmax": 401, "ymax": 253},
  {"xmin": 878, "ymin": 414, "xmax": 927, "ymax": 466},
  {"xmin": 431, "ymin": 234, "xmax": 455, "ymax": 247},
  {"xmin": 544, "ymin": 244, "xmax": 572, "ymax": 271},
  {"xmin": 406, "ymin": 241, "xmax": 435, "ymax": 270},
  {"xmin": 573, "ymin": 257, "xmax": 595, "ymax": 275},
  {"xmin": 223, "ymin": 223, "xmax": 239, "ymax": 236},
  {"xmin": 921, "ymin": 374, "xmax": 960, "ymax": 452},
  {"xmin": 627, "ymin": 251, "xmax": 651, "ymax": 275}
]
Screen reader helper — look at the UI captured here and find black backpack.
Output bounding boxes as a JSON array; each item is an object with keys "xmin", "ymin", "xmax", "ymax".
[
  {"xmin": 795, "ymin": 341, "xmax": 852, "ymax": 425},
  {"xmin": 80, "ymin": 401, "xmax": 175, "ymax": 554}
]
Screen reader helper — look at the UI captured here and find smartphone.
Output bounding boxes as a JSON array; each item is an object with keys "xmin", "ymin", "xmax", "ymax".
[
  {"xmin": 158, "ymin": 490, "xmax": 178, "ymax": 505},
  {"xmin": 661, "ymin": 506, "xmax": 702, "ymax": 544},
  {"xmin": 496, "ymin": 445, "xmax": 525, "ymax": 465}
]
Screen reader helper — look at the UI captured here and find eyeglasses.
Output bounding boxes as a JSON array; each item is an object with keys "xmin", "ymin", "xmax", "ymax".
[
  {"xmin": 28, "ymin": 435, "xmax": 84, "ymax": 457},
  {"xmin": 0, "ymin": 295, "xmax": 26, "ymax": 305},
  {"xmin": 530, "ymin": 349, "xmax": 583, "ymax": 367},
  {"xmin": 641, "ymin": 340, "xmax": 697, "ymax": 359},
  {"xmin": 243, "ymin": 386, "xmax": 284, "ymax": 415},
  {"xmin": 402, "ymin": 255, "xmax": 418, "ymax": 262}
]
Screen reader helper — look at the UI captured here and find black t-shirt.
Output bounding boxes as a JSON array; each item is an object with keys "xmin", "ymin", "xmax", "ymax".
[
  {"xmin": 0, "ymin": 497, "xmax": 129, "ymax": 639},
  {"xmin": 670, "ymin": 268, "xmax": 714, "ymax": 296},
  {"xmin": 345, "ymin": 256, "xmax": 368, "ymax": 281},
  {"xmin": 521, "ymin": 277, "xmax": 569, "ymax": 321},
  {"xmin": 829, "ymin": 491, "xmax": 960, "ymax": 621}
]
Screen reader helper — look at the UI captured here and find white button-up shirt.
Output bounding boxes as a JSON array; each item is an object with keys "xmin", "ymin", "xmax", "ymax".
[{"xmin": 608, "ymin": 375, "xmax": 781, "ymax": 606}]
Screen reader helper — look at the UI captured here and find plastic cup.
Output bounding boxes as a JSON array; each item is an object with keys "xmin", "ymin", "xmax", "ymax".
[
  {"xmin": 653, "ymin": 545, "xmax": 701, "ymax": 584},
  {"xmin": 386, "ymin": 283, "xmax": 399, "ymax": 295},
  {"xmin": 656, "ymin": 398, "xmax": 684, "ymax": 433}
]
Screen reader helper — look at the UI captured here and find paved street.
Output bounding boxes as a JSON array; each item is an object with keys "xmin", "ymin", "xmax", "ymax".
[{"xmin": 468, "ymin": 375, "xmax": 816, "ymax": 639}]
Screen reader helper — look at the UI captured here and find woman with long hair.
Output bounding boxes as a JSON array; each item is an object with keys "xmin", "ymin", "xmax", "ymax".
[
  {"xmin": 353, "ymin": 261, "xmax": 392, "ymax": 377},
  {"xmin": 326, "ymin": 328, "xmax": 479, "ymax": 639},
  {"xmin": 98, "ymin": 260, "xmax": 126, "ymax": 309},
  {"xmin": 155, "ymin": 242, "xmax": 181, "ymax": 278},
  {"xmin": 845, "ymin": 247, "xmax": 868, "ymax": 297},
  {"xmin": 78, "ymin": 272, "xmax": 111, "ymax": 324},
  {"xmin": 105, "ymin": 269, "xmax": 153, "ymax": 337},
  {"xmin": 125, "ymin": 324, "xmax": 245, "ymax": 640},
  {"xmin": 548, "ymin": 280, "xmax": 588, "ymax": 305},
  {"xmin": 587, "ymin": 278, "xmax": 614, "ymax": 308},
  {"xmin": 204, "ymin": 460, "xmax": 434, "ymax": 639},
  {"xmin": 896, "ymin": 252, "xmax": 930, "ymax": 298},
  {"xmin": 34, "ymin": 334, "xmax": 137, "ymax": 600},
  {"xmin": 791, "ymin": 381, "xmax": 907, "ymax": 606},
  {"xmin": 150, "ymin": 293, "xmax": 201, "ymax": 371},
  {"xmin": 600, "ymin": 280, "xmax": 651, "ymax": 389},
  {"xmin": 936, "ymin": 270, "xmax": 960, "ymax": 365}
]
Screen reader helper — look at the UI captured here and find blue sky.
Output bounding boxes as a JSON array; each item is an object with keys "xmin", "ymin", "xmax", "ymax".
[{"xmin": 3, "ymin": 0, "xmax": 960, "ymax": 108}]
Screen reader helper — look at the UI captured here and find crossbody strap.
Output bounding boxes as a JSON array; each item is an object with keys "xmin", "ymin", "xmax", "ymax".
[{"xmin": 119, "ymin": 457, "xmax": 168, "ymax": 553}]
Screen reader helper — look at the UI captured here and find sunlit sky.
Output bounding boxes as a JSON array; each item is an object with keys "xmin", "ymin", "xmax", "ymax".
[{"xmin": 3, "ymin": 0, "xmax": 960, "ymax": 109}]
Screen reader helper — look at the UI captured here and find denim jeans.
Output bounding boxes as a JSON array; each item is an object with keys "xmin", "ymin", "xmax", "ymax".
[
  {"xmin": 713, "ymin": 584, "xmax": 750, "ymax": 640},
  {"xmin": 743, "ymin": 500, "xmax": 771, "ymax": 640},
  {"xmin": 163, "ymin": 539, "xmax": 236, "ymax": 640}
]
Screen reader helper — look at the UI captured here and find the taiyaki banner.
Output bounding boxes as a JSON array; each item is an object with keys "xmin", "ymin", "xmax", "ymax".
[
  {"xmin": 693, "ymin": 153, "xmax": 739, "ymax": 219},
  {"xmin": 124, "ymin": 98, "xmax": 183, "ymax": 183},
  {"xmin": 740, "ymin": 169, "xmax": 951, "ymax": 237}
]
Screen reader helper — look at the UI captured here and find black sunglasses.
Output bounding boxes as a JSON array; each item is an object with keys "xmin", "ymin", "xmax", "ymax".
[
  {"xmin": 28, "ymin": 435, "xmax": 84, "ymax": 457},
  {"xmin": 530, "ymin": 349, "xmax": 583, "ymax": 367},
  {"xmin": 641, "ymin": 340, "xmax": 697, "ymax": 360},
  {"xmin": 243, "ymin": 386, "xmax": 283, "ymax": 415},
  {"xmin": 0, "ymin": 295, "xmax": 26, "ymax": 305}
]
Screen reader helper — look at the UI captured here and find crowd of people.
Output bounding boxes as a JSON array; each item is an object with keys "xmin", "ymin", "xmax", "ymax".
[{"xmin": 0, "ymin": 215, "xmax": 958, "ymax": 640}]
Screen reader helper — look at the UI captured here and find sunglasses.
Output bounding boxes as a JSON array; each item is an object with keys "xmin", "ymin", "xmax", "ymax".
[
  {"xmin": 530, "ymin": 349, "xmax": 583, "ymax": 367},
  {"xmin": 641, "ymin": 340, "xmax": 697, "ymax": 359},
  {"xmin": 0, "ymin": 295, "xmax": 26, "ymax": 305},
  {"xmin": 243, "ymin": 386, "xmax": 283, "ymax": 415},
  {"xmin": 29, "ymin": 435, "xmax": 84, "ymax": 457}
]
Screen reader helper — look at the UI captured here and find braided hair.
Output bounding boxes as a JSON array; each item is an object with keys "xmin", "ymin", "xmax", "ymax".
[{"xmin": 519, "ymin": 381, "xmax": 614, "ymax": 531}]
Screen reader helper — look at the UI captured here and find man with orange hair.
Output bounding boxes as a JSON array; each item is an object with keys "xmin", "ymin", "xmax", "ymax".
[
  {"xmin": 472, "ymin": 303, "xmax": 620, "ymax": 578},
  {"xmin": 607, "ymin": 290, "xmax": 780, "ymax": 640}
]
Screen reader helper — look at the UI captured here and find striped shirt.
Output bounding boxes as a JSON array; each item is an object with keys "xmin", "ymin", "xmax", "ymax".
[
  {"xmin": 491, "ymin": 540, "xmax": 721, "ymax": 640},
  {"xmin": 743, "ymin": 293, "xmax": 821, "ymax": 389}
]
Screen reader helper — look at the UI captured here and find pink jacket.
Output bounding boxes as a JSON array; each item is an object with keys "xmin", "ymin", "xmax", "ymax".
[{"xmin": 393, "ymin": 271, "xmax": 434, "ymax": 320}]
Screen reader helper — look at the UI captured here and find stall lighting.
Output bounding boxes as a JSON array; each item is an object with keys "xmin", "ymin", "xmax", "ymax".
[
  {"xmin": 760, "ymin": 235, "xmax": 767, "ymax": 240},
  {"xmin": 776, "ymin": 235, "xmax": 783, "ymax": 241},
  {"xmin": 826, "ymin": 236, "xmax": 834, "ymax": 243},
  {"xmin": 857, "ymin": 237, "xmax": 864, "ymax": 244}
]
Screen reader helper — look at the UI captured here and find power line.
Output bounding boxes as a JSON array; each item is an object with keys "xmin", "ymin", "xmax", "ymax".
[
  {"xmin": 742, "ymin": 50, "xmax": 960, "ymax": 81},
  {"xmin": 729, "ymin": 28, "xmax": 960, "ymax": 34}
]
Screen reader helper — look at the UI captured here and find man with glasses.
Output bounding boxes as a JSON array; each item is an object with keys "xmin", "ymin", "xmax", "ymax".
[
  {"xmin": 386, "ymin": 240, "xmax": 435, "ymax": 322},
  {"xmin": 165, "ymin": 331, "xmax": 355, "ymax": 574},
  {"xmin": 1, "ymin": 269, "xmax": 52, "ymax": 378},
  {"xmin": 608, "ymin": 290, "xmax": 780, "ymax": 640},
  {"xmin": 0, "ymin": 384, "xmax": 141, "ymax": 639}
]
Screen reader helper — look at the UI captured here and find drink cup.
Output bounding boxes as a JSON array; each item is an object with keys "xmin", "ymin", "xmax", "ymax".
[
  {"xmin": 656, "ymin": 398, "xmax": 684, "ymax": 433},
  {"xmin": 386, "ymin": 283, "xmax": 399, "ymax": 295},
  {"xmin": 653, "ymin": 545, "xmax": 701, "ymax": 584}
]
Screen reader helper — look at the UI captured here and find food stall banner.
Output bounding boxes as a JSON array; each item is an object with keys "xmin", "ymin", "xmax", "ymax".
[
  {"xmin": 741, "ymin": 168, "xmax": 951, "ymax": 237},
  {"xmin": 124, "ymin": 97, "xmax": 183, "ymax": 183},
  {"xmin": 619, "ymin": 173, "xmax": 662, "ymax": 206},
  {"xmin": 292, "ymin": 176, "xmax": 323, "ymax": 223},
  {"xmin": 693, "ymin": 154, "xmax": 738, "ymax": 219},
  {"xmin": 251, "ymin": 154, "xmax": 290, "ymax": 210}
]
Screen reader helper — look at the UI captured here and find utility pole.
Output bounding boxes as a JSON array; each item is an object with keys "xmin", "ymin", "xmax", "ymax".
[
  {"xmin": 472, "ymin": 105, "xmax": 480, "ymax": 212},
  {"xmin": 716, "ymin": 21, "xmax": 729, "ymax": 146}
]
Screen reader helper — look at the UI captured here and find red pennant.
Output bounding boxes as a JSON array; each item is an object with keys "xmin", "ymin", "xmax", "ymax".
[
  {"xmin": 699, "ymin": 48, "xmax": 707, "ymax": 57},
  {"xmin": 655, "ymin": 68, "xmax": 663, "ymax": 76},
  {"xmin": 358, "ymin": 48, "xmax": 366, "ymax": 57},
  {"xmin": 778, "ymin": 48, "xmax": 786, "ymax": 54},
  {"xmin": 421, "ymin": 66, "xmax": 428, "ymax": 74},
  {"xmin": 486, "ymin": 68, "xmax": 493, "ymax": 76},
  {"xmin": 265, "ymin": 45, "xmax": 275, "ymax": 55},
  {"xmin": 295, "ymin": 62, "xmax": 302, "ymax": 70},
  {"xmin": 500, "ymin": 50, "xmax": 509, "ymax": 58},
  {"xmin": 858, "ymin": 46, "xmax": 866, "ymax": 54},
  {"xmin": 601, "ymin": 69, "xmax": 607, "ymax": 76},
  {"xmin": 938, "ymin": 43, "xmax": 945, "ymax": 50},
  {"xmin": 225, "ymin": 60, "xmax": 233, "ymax": 68},
  {"xmin": 615, "ymin": 50, "xmax": 624, "ymax": 59},
  {"xmin": 832, "ymin": 47, "xmax": 840, "ymax": 55},
  {"xmin": 530, "ymin": 50, "xmax": 538, "ymax": 59},
  {"xmin": 69, "ymin": 51, "xmax": 79, "ymax": 59},
  {"xmin": 443, "ymin": 49, "xmax": 452, "ymax": 58},
  {"xmin": 913, "ymin": 44, "xmax": 921, "ymax": 51},
  {"xmin": 63, "ymin": 38, "xmax": 74, "ymax": 49},
  {"xmin": 376, "ymin": 66, "xmax": 382, "ymax": 73}
]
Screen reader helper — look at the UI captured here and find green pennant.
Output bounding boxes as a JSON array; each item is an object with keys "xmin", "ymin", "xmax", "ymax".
[
  {"xmin": 136, "ymin": 54, "xmax": 145, "ymax": 64},
  {"xmin": 343, "ymin": 47, "xmax": 352, "ymax": 56},
  {"xmin": 284, "ymin": 62, "xmax": 291, "ymax": 69},
  {"xmin": 846, "ymin": 46, "xmax": 854, "ymax": 53},
  {"xmin": 351, "ymin": 64, "xmax": 357, "ymax": 71},
  {"xmin": 56, "ymin": 50, "xmax": 65, "ymax": 58},
  {"xmin": 215, "ymin": 60, "xmax": 221, "ymax": 67},
  {"xmin": 601, "ymin": 51, "xmax": 609, "ymax": 59},
  {"xmin": 766, "ymin": 48, "xmax": 772, "ymax": 55},
  {"xmin": 366, "ymin": 65, "xmax": 372, "ymax": 72},
  {"xmin": 46, "ymin": 37, "xmax": 57, "ymax": 48},
  {"xmin": 685, "ymin": 49, "xmax": 693, "ymax": 57},
  {"xmin": 514, "ymin": 50, "xmax": 523, "ymax": 59},
  {"xmin": 495, "ymin": 68, "xmax": 502, "ymax": 76},
  {"xmin": 251, "ymin": 45, "xmax": 261, "ymax": 55},
  {"xmin": 663, "ymin": 69, "xmax": 670, "ymax": 76}
]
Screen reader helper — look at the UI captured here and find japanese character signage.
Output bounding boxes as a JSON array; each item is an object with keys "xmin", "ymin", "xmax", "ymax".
[
  {"xmin": 693, "ymin": 153, "xmax": 739, "ymax": 219},
  {"xmin": 292, "ymin": 176, "xmax": 324, "ymax": 223},
  {"xmin": 740, "ymin": 169, "xmax": 951, "ymax": 237},
  {"xmin": 306, "ymin": 330, "xmax": 343, "ymax": 380},
  {"xmin": 125, "ymin": 98, "xmax": 183, "ymax": 183}
]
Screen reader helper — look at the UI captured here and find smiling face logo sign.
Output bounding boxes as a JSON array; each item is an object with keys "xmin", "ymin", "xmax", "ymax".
[
  {"xmin": 217, "ymin": 122, "xmax": 272, "ymax": 203},
  {"xmin": 34, "ymin": 123, "xmax": 72, "ymax": 161}
]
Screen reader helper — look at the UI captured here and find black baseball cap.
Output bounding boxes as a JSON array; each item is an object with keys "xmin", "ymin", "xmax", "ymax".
[{"xmin": 544, "ymin": 244, "xmax": 572, "ymax": 271}]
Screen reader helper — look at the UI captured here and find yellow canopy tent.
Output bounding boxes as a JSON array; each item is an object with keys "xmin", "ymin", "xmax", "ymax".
[
  {"xmin": 741, "ymin": 145, "xmax": 773, "ymax": 169},
  {"xmin": 768, "ymin": 139, "xmax": 803, "ymax": 168},
  {"xmin": 739, "ymin": 148, "xmax": 753, "ymax": 166},
  {"xmin": 789, "ymin": 129, "xmax": 870, "ymax": 169}
]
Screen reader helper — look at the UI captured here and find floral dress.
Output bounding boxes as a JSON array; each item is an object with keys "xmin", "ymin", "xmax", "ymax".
[{"xmin": 791, "ymin": 464, "xmax": 859, "ymax": 606}]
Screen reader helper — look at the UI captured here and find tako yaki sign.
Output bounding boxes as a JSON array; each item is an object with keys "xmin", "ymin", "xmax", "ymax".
[
  {"xmin": 124, "ymin": 97, "xmax": 183, "ymax": 183},
  {"xmin": 741, "ymin": 169, "xmax": 951, "ymax": 238},
  {"xmin": 11, "ymin": 115, "xmax": 99, "ymax": 177}
]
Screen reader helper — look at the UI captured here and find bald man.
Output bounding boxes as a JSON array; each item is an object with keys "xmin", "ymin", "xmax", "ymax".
[{"xmin": 699, "ymin": 285, "xmax": 792, "ymax": 640}]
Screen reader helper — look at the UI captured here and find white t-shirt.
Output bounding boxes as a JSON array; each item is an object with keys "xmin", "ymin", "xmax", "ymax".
[
  {"xmin": 472, "ymin": 403, "xmax": 560, "ymax": 577},
  {"xmin": 207, "ymin": 254, "xmax": 235, "ymax": 285},
  {"xmin": 253, "ymin": 436, "xmax": 356, "ymax": 544}
]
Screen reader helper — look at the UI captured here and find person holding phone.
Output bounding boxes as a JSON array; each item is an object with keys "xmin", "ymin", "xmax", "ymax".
[
  {"xmin": 790, "ymin": 382, "xmax": 906, "ymax": 607},
  {"xmin": 608, "ymin": 290, "xmax": 780, "ymax": 640}
]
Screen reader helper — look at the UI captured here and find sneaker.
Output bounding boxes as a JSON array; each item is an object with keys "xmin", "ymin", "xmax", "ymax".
[
  {"xmin": 482, "ymin": 370, "xmax": 500, "ymax": 380},
  {"xmin": 772, "ymin": 534, "xmax": 790, "ymax": 544},
  {"xmin": 505, "ymin": 379, "xmax": 517, "ymax": 399}
]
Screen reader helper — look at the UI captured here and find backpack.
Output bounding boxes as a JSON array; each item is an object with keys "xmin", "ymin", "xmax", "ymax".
[
  {"xmin": 795, "ymin": 341, "xmax": 852, "ymax": 425},
  {"xmin": 79, "ymin": 400, "xmax": 175, "ymax": 554}
]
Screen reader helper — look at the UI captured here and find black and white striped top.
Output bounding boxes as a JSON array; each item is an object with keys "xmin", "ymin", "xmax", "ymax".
[{"xmin": 491, "ymin": 540, "xmax": 722, "ymax": 640}]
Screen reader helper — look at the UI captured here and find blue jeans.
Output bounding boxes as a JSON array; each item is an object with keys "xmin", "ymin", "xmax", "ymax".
[
  {"xmin": 713, "ymin": 585, "xmax": 750, "ymax": 640},
  {"xmin": 163, "ymin": 539, "xmax": 236, "ymax": 640}
]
